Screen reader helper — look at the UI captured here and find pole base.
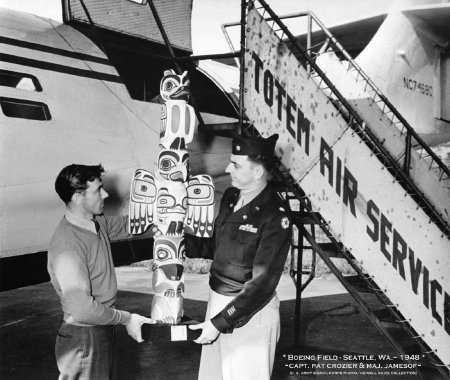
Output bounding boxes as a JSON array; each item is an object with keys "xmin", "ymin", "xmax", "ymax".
[{"xmin": 141, "ymin": 315, "xmax": 201, "ymax": 342}]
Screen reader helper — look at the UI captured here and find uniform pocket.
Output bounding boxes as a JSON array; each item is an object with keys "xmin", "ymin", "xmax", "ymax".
[
  {"xmin": 233, "ymin": 230, "xmax": 256, "ymax": 267},
  {"xmin": 233, "ymin": 244, "xmax": 250, "ymax": 267}
]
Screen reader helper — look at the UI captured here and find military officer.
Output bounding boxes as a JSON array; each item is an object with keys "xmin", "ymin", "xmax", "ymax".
[{"xmin": 187, "ymin": 133, "xmax": 292, "ymax": 380}]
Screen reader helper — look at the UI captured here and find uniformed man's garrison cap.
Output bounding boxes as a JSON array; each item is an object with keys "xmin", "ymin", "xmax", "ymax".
[{"xmin": 232, "ymin": 133, "xmax": 278, "ymax": 156}]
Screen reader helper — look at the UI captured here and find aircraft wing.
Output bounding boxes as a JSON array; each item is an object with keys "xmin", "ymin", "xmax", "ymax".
[
  {"xmin": 289, "ymin": 13, "xmax": 387, "ymax": 58},
  {"xmin": 402, "ymin": 4, "xmax": 450, "ymax": 43},
  {"xmin": 62, "ymin": 0, "xmax": 193, "ymax": 52},
  {"xmin": 289, "ymin": 3, "xmax": 450, "ymax": 59}
]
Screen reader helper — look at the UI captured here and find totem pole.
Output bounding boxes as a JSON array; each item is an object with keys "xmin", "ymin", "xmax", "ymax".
[{"xmin": 129, "ymin": 70, "xmax": 214, "ymax": 325}]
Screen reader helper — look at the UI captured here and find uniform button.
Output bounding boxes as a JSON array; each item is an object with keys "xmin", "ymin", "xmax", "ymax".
[
  {"xmin": 243, "ymin": 215, "xmax": 247, "ymax": 220},
  {"xmin": 229, "ymin": 203, "xmax": 234, "ymax": 208}
]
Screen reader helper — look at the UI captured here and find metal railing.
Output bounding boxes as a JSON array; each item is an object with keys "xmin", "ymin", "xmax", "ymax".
[
  {"xmin": 237, "ymin": 0, "xmax": 450, "ymax": 237},
  {"xmin": 238, "ymin": 1, "xmax": 450, "ymax": 376},
  {"xmin": 298, "ymin": 11, "xmax": 450, "ymax": 183}
]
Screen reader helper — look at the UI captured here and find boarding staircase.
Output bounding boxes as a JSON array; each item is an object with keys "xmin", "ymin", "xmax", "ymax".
[{"xmin": 237, "ymin": 1, "xmax": 450, "ymax": 379}]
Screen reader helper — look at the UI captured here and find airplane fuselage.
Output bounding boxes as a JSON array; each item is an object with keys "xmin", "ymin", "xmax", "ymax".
[
  {"xmin": 0, "ymin": 9, "xmax": 164, "ymax": 259},
  {"xmin": 0, "ymin": 8, "xmax": 232, "ymax": 265}
]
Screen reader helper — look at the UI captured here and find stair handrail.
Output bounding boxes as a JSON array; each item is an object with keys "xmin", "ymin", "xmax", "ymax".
[
  {"xmin": 247, "ymin": 0, "xmax": 450, "ymax": 237},
  {"xmin": 304, "ymin": 11, "xmax": 450, "ymax": 182}
]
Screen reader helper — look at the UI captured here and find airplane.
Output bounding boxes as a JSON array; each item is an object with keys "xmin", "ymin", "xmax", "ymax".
[
  {"xmin": 0, "ymin": 0, "xmax": 239, "ymax": 290},
  {"xmin": 1, "ymin": 0, "xmax": 450, "ymax": 374},
  {"xmin": 1, "ymin": 0, "xmax": 450, "ymax": 291},
  {"xmin": 313, "ymin": 0, "xmax": 450, "ymax": 148},
  {"xmin": 215, "ymin": 0, "xmax": 450, "ymax": 150}
]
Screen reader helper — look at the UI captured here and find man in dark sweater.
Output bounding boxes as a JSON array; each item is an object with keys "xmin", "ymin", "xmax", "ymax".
[
  {"xmin": 48, "ymin": 164, "xmax": 154, "ymax": 380},
  {"xmin": 187, "ymin": 134, "xmax": 292, "ymax": 380}
]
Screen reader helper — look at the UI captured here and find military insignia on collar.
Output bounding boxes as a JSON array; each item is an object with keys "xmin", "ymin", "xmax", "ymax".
[{"xmin": 281, "ymin": 217, "xmax": 290, "ymax": 229}]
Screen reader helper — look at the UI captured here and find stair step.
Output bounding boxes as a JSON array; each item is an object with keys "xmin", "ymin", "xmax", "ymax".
[
  {"xmin": 317, "ymin": 242, "xmax": 342, "ymax": 258},
  {"xmin": 372, "ymin": 308, "xmax": 398, "ymax": 324},
  {"xmin": 344, "ymin": 274, "xmax": 375, "ymax": 293}
]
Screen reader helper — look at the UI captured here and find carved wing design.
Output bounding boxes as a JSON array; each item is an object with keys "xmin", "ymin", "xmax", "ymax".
[
  {"xmin": 128, "ymin": 169, "xmax": 156, "ymax": 234},
  {"xmin": 185, "ymin": 174, "xmax": 215, "ymax": 237}
]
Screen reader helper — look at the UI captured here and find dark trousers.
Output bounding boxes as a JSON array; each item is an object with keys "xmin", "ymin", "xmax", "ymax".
[{"xmin": 55, "ymin": 322, "xmax": 115, "ymax": 380}]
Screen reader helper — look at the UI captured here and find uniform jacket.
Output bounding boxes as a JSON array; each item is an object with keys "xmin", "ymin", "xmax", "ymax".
[{"xmin": 186, "ymin": 181, "xmax": 292, "ymax": 333}]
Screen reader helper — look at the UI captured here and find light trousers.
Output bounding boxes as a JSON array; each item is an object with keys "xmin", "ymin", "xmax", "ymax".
[{"xmin": 199, "ymin": 289, "xmax": 280, "ymax": 380}]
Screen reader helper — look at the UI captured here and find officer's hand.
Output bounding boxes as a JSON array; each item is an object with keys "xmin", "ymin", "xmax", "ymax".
[
  {"xmin": 189, "ymin": 320, "xmax": 220, "ymax": 345},
  {"xmin": 125, "ymin": 313, "xmax": 155, "ymax": 343}
]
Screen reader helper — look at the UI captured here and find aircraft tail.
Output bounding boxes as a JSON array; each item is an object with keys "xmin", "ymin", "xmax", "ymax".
[
  {"xmin": 316, "ymin": 50, "xmax": 450, "ymax": 228},
  {"xmin": 354, "ymin": 3, "xmax": 450, "ymax": 145},
  {"xmin": 241, "ymin": 1, "xmax": 450, "ymax": 375}
]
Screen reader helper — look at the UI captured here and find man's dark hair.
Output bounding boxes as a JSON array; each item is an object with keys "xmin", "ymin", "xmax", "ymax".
[
  {"xmin": 247, "ymin": 154, "xmax": 280, "ymax": 174},
  {"xmin": 55, "ymin": 164, "xmax": 105, "ymax": 204}
]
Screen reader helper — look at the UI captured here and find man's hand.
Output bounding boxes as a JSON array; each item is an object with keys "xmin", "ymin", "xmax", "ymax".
[
  {"xmin": 189, "ymin": 319, "xmax": 220, "ymax": 345},
  {"xmin": 125, "ymin": 313, "xmax": 156, "ymax": 343}
]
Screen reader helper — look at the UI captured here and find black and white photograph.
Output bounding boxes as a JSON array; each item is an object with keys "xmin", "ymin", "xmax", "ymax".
[{"xmin": 0, "ymin": 0, "xmax": 449, "ymax": 379}]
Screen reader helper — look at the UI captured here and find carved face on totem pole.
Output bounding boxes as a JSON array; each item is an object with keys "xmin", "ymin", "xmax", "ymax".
[
  {"xmin": 160, "ymin": 70, "xmax": 190, "ymax": 102},
  {"xmin": 155, "ymin": 177, "xmax": 187, "ymax": 236},
  {"xmin": 158, "ymin": 149, "xmax": 189, "ymax": 182},
  {"xmin": 153, "ymin": 235, "xmax": 186, "ymax": 278},
  {"xmin": 153, "ymin": 235, "xmax": 185, "ymax": 294},
  {"xmin": 151, "ymin": 235, "xmax": 186, "ymax": 324},
  {"xmin": 128, "ymin": 69, "xmax": 215, "ymax": 325}
]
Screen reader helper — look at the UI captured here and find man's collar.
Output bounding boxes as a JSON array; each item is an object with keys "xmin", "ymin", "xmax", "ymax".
[
  {"xmin": 247, "ymin": 182, "xmax": 274, "ymax": 211},
  {"xmin": 240, "ymin": 180, "xmax": 267, "ymax": 196},
  {"xmin": 65, "ymin": 209, "xmax": 98, "ymax": 234},
  {"xmin": 229, "ymin": 182, "xmax": 278, "ymax": 215}
]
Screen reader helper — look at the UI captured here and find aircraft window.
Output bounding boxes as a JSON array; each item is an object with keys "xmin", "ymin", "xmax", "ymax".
[
  {"xmin": 0, "ymin": 97, "xmax": 51, "ymax": 121},
  {"xmin": 0, "ymin": 70, "xmax": 42, "ymax": 92}
]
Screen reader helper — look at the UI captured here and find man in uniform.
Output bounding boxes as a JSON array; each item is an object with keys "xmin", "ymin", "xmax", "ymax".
[
  {"xmin": 187, "ymin": 133, "xmax": 292, "ymax": 380},
  {"xmin": 48, "ymin": 164, "xmax": 155, "ymax": 379}
]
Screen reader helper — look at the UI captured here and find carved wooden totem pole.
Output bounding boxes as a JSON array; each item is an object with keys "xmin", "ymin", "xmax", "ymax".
[{"xmin": 129, "ymin": 70, "xmax": 214, "ymax": 324}]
